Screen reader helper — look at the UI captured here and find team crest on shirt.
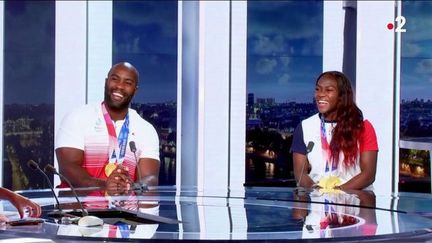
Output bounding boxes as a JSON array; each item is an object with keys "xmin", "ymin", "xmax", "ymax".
[
  {"xmin": 95, "ymin": 118, "xmax": 104, "ymax": 132},
  {"xmin": 129, "ymin": 131, "xmax": 136, "ymax": 140}
]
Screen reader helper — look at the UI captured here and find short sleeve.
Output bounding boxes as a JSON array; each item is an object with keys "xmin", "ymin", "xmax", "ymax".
[
  {"xmin": 359, "ymin": 120, "xmax": 378, "ymax": 152},
  {"xmin": 129, "ymin": 110, "xmax": 160, "ymax": 162},
  {"xmin": 138, "ymin": 124, "xmax": 160, "ymax": 161},
  {"xmin": 55, "ymin": 109, "xmax": 85, "ymax": 150},
  {"xmin": 290, "ymin": 122, "xmax": 307, "ymax": 154}
]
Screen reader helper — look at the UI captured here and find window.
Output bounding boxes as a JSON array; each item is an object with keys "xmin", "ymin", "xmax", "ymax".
[
  {"xmin": 246, "ymin": 1, "xmax": 323, "ymax": 185},
  {"xmin": 112, "ymin": 1, "xmax": 178, "ymax": 185},
  {"xmin": 399, "ymin": 1, "xmax": 432, "ymax": 193},
  {"xmin": 3, "ymin": 1, "xmax": 55, "ymax": 190}
]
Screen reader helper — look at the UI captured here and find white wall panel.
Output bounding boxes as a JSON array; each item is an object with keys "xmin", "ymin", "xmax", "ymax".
[
  {"xmin": 87, "ymin": 1, "xmax": 112, "ymax": 104},
  {"xmin": 55, "ymin": 1, "xmax": 88, "ymax": 185},
  {"xmin": 356, "ymin": 1, "xmax": 395, "ymax": 196},
  {"xmin": 323, "ymin": 1, "xmax": 345, "ymax": 72},
  {"xmin": 229, "ymin": 1, "xmax": 247, "ymax": 196},
  {"xmin": 197, "ymin": 1, "xmax": 231, "ymax": 195}
]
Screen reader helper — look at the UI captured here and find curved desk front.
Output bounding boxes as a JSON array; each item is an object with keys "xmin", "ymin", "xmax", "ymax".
[{"xmin": 1, "ymin": 186, "xmax": 432, "ymax": 242}]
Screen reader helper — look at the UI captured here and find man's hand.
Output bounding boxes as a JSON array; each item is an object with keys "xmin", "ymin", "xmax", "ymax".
[{"xmin": 106, "ymin": 165, "xmax": 132, "ymax": 192}]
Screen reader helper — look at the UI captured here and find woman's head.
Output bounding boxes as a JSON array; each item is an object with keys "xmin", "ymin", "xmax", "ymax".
[
  {"xmin": 315, "ymin": 71, "xmax": 363, "ymax": 167},
  {"xmin": 315, "ymin": 71, "xmax": 355, "ymax": 121}
]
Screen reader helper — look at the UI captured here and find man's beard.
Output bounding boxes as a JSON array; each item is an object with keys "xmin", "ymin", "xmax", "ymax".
[{"xmin": 104, "ymin": 85, "xmax": 133, "ymax": 111}]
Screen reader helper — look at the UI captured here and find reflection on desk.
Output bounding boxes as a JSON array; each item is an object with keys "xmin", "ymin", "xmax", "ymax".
[
  {"xmin": 57, "ymin": 205, "xmax": 160, "ymax": 239},
  {"xmin": 293, "ymin": 190, "xmax": 377, "ymax": 239},
  {"xmin": 1, "ymin": 186, "xmax": 432, "ymax": 242}
]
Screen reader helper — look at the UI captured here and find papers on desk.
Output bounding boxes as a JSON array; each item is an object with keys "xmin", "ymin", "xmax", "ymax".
[
  {"xmin": 317, "ymin": 175, "xmax": 342, "ymax": 193},
  {"xmin": 0, "ymin": 210, "xmax": 20, "ymax": 221},
  {"xmin": 0, "ymin": 238, "xmax": 53, "ymax": 242}
]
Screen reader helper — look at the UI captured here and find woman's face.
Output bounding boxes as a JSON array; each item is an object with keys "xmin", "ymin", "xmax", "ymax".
[{"xmin": 315, "ymin": 75, "xmax": 340, "ymax": 120}]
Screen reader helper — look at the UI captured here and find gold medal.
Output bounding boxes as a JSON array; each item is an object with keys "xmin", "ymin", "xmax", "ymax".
[{"xmin": 104, "ymin": 163, "xmax": 116, "ymax": 177}]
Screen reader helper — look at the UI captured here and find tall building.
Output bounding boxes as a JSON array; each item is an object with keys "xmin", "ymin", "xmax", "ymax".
[{"xmin": 248, "ymin": 93, "xmax": 254, "ymax": 107}]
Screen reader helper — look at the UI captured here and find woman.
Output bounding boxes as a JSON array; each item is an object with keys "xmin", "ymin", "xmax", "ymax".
[{"xmin": 291, "ymin": 71, "xmax": 378, "ymax": 190}]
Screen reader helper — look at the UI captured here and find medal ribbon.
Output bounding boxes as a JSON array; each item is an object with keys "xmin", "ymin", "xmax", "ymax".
[
  {"xmin": 320, "ymin": 115, "xmax": 337, "ymax": 173},
  {"xmin": 115, "ymin": 221, "xmax": 130, "ymax": 238},
  {"xmin": 101, "ymin": 102, "xmax": 130, "ymax": 165}
]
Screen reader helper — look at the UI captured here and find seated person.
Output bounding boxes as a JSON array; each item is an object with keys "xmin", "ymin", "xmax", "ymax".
[
  {"xmin": 55, "ymin": 62, "xmax": 160, "ymax": 192},
  {"xmin": 291, "ymin": 71, "xmax": 378, "ymax": 190},
  {"xmin": 0, "ymin": 187, "xmax": 41, "ymax": 223}
]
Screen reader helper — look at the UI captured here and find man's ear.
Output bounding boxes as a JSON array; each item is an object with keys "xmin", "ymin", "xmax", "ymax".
[{"xmin": 133, "ymin": 85, "xmax": 139, "ymax": 96}]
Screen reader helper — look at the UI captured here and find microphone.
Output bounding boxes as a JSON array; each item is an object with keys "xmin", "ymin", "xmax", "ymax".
[
  {"xmin": 44, "ymin": 165, "xmax": 103, "ymax": 227},
  {"xmin": 129, "ymin": 141, "xmax": 147, "ymax": 192},
  {"xmin": 27, "ymin": 160, "xmax": 63, "ymax": 215},
  {"xmin": 43, "ymin": 164, "xmax": 88, "ymax": 217},
  {"xmin": 295, "ymin": 141, "xmax": 315, "ymax": 194}
]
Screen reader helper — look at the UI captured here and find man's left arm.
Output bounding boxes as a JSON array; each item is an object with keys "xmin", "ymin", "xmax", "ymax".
[{"xmin": 136, "ymin": 158, "xmax": 160, "ymax": 187}]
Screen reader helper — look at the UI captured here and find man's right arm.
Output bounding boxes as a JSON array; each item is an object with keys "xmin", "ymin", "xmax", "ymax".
[{"xmin": 56, "ymin": 147, "xmax": 106, "ymax": 188}]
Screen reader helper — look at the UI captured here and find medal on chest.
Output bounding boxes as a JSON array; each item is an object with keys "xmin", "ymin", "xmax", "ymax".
[
  {"xmin": 101, "ymin": 102, "xmax": 130, "ymax": 178},
  {"xmin": 104, "ymin": 163, "xmax": 117, "ymax": 177}
]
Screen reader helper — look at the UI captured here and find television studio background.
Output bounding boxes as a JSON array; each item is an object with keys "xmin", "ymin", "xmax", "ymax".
[{"xmin": 0, "ymin": 0, "xmax": 430, "ymax": 204}]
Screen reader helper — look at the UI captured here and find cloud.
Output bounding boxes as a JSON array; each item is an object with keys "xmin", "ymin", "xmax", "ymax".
[
  {"xmin": 114, "ymin": 1, "xmax": 177, "ymax": 37},
  {"xmin": 278, "ymin": 73, "xmax": 291, "ymax": 84},
  {"xmin": 403, "ymin": 42, "xmax": 422, "ymax": 57},
  {"xmin": 116, "ymin": 37, "xmax": 140, "ymax": 53},
  {"xmin": 248, "ymin": 1, "xmax": 323, "ymax": 40},
  {"xmin": 5, "ymin": 2, "xmax": 54, "ymax": 51},
  {"xmin": 401, "ymin": 2, "xmax": 432, "ymax": 42},
  {"xmin": 252, "ymin": 34, "xmax": 285, "ymax": 55},
  {"xmin": 415, "ymin": 59, "xmax": 432, "ymax": 74},
  {"xmin": 280, "ymin": 57, "xmax": 290, "ymax": 67},
  {"xmin": 255, "ymin": 58, "xmax": 278, "ymax": 74}
]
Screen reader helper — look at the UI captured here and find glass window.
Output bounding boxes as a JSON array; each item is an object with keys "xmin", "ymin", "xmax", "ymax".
[
  {"xmin": 399, "ymin": 1, "xmax": 432, "ymax": 193},
  {"xmin": 3, "ymin": 1, "xmax": 55, "ymax": 190},
  {"xmin": 246, "ymin": 1, "xmax": 323, "ymax": 185},
  {"xmin": 112, "ymin": 1, "xmax": 178, "ymax": 185}
]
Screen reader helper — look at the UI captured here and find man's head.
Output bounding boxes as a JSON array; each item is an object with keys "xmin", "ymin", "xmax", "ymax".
[{"xmin": 104, "ymin": 62, "xmax": 139, "ymax": 111}]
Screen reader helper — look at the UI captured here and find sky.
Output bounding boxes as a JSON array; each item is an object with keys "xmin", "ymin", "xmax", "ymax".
[
  {"xmin": 3, "ymin": 1, "xmax": 431, "ymax": 105},
  {"xmin": 113, "ymin": 1, "xmax": 178, "ymax": 104},
  {"xmin": 247, "ymin": 1, "xmax": 323, "ymax": 103},
  {"xmin": 3, "ymin": 1, "xmax": 55, "ymax": 105},
  {"xmin": 400, "ymin": 1, "xmax": 432, "ymax": 101}
]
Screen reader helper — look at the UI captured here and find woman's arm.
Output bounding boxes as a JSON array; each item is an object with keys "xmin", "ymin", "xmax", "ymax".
[
  {"xmin": 0, "ymin": 188, "xmax": 41, "ymax": 219},
  {"xmin": 339, "ymin": 151, "xmax": 377, "ymax": 190},
  {"xmin": 293, "ymin": 152, "xmax": 315, "ymax": 188}
]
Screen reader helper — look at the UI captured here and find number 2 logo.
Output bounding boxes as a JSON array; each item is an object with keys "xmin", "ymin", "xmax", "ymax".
[{"xmin": 395, "ymin": 16, "xmax": 406, "ymax": 33}]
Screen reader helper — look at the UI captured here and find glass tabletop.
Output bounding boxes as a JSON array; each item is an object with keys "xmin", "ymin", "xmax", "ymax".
[{"xmin": 1, "ymin": 186, "xmax": 432, "ymax": 241}]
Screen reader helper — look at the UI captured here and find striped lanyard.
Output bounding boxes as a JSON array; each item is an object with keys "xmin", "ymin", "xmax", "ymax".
[
  {"xmin": 320, "ymin": 116, "xmax": 337, "ymax": 172},
  {"xmin": 101, "ymin": 102, "xmax": 130, "ymax": 165}
]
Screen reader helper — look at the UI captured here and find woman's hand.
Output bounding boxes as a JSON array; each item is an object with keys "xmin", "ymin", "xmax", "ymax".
[
  {"xmin": 8, "ymin": 192, "xmax": 41, "ymax": 219},
  {"xmin": 0, "ymin": 214, "xmax": 9, "ymax": 224}
]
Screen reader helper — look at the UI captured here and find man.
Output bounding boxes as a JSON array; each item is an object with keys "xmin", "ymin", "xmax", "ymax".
[{"xmin": 55, "ymin": 62, "xmax": 160, "ymax": 191}]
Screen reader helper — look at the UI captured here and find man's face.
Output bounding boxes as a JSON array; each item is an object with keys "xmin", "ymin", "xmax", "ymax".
[{"xmin": 104, "ymin": 65, "xmax": 138, "ymax": 111}]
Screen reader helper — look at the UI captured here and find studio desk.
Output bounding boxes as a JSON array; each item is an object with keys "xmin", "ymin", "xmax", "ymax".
[{"xmin": 1, "ymin": 186, "xmax": 432, "ymax": 242}]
